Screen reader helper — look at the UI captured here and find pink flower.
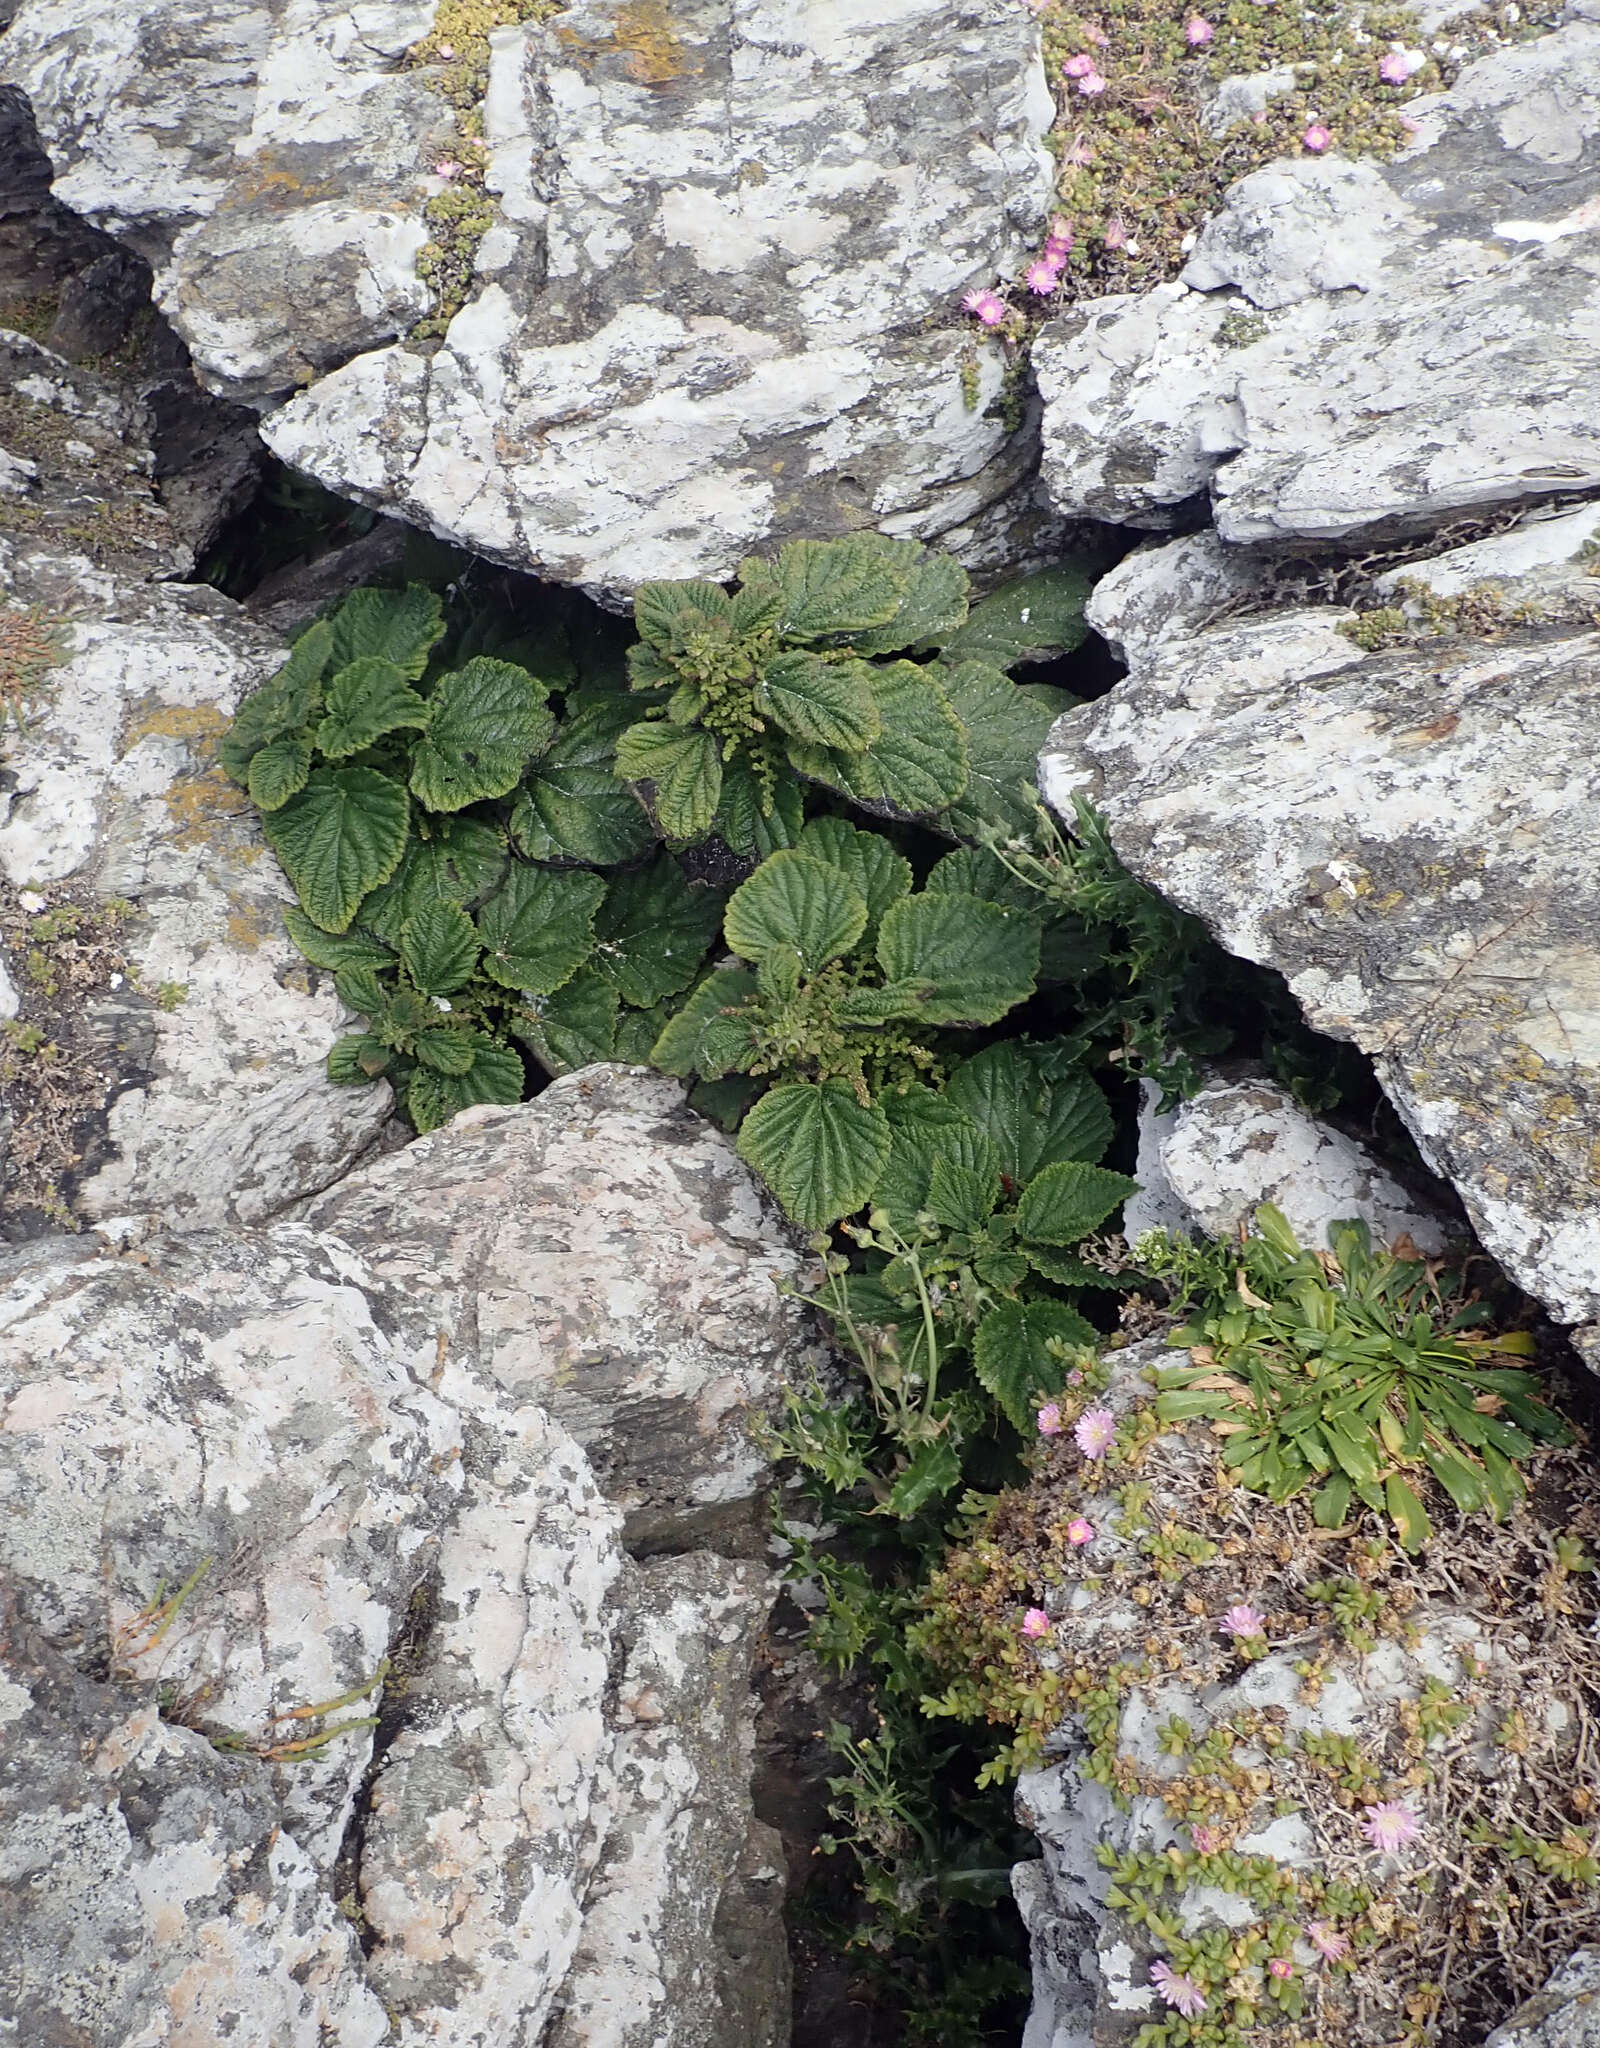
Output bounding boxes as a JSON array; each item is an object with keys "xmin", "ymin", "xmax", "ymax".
[
  {"xmin": 433, "ymin": 159, "xmax": 463, "ymax": 180},
  {"xmin": 1022, "ymin": 1607, "xmax": 1052, "ymax": 1639},
  {"xmin": 1303, "ymin": 121, "xmax": 1333, "ymax": 152},
  {"xmin": 1102, "ymin": 215, "xmax": 1129, "ymax": 249},
  {"xmin": 1077, "ymin": 69, "xmax": 1107, "ymax": 95},
  {"xmin": 1306, "ymin": 1920, "xmax": 1351, "ymax": 1963},
  {"xmin": 1062, "ymin": 51, "xmax": 1097, "ymax": 75},
  {"xmin": 962, "ymin": 288, "xmax": 1008, "ymax": 327},
  {"xmin": 1268, "ymin": 1957, "xmax": 1295, "ymax": 1981},
  {"xmin": 1185, "ymin": 14, "xmax": 1215, "ymax": 43},
  {"xmin": 1083, "ymin": 20, "xmax": 1110, "ymax": 43},
  {"xmin": 1045, "ymin": 214, "xmax": 1075, "ymax": 259},
  {"xmin": 1061, "ymin": 133, "xmax": 1094, "ymax": 167},
  {"xmin": 1037, "ymin": 1402, "xmax": 1064, "ymax": 1436},
  {"xmin": 1190, "ymin": 1824, "xmax": 1223, "ymax": 1853},
  {"xmin": 1066, "ymin": 1518, "xmax": 1095, "ymax": 1546},
  {"xmin": 1360, "ymin": 1799, "xmax": 1422, "ymax": 1853},
  {"xmin": 1221, "ymin": 1602, "xmax": 1266, "ymax": 1640},
  {"xmin": 436, "ymin": 41, "xmax": 455, "ymax": 57},
  {"xmin": 1074, "ymin": 1407, "xmax": 1116, "ymax": 1457},
  {"xmin": 1150, "ymin": 1961, "xmax": 1207, "ymax": 2017},
  {"xmin": 1379, "ymin": 45, "xmax": 1425, "ymax": 82},
  {"xmin": 1065, "ymin": 1366, "xmax": 1085, "ymax": 1386},
  {"xmin": 1027, "ymin": 258, "xmax": 1064, "ymax": 294}
]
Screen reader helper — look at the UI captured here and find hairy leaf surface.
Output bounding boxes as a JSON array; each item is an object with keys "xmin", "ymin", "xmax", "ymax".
[
  {"xmin": 476, "ymin": 864, "xmax": 607, "ymax": 994},
  {"xmin": 510, "ymin": 698, "xmax": 656, "ymax": 866},
  {"xmin": 938, "ymin": 562, "xmax": 1095, "ymax": 667},
  {"xmin": 246, "ymin": 731, "xmax": 314, "ymax": 811},
  {"xmin": 876, "ymin": 892, "xmax": 1039, "ymax": 1025},
  {"xmin": 651, "ymin": 967, "xmax": 760, "ymax": 1077},
  {"xmin": 613, "ymin": 721, "xmax": 722, "ymax": 842},
  {"xmin": 796, "ymin": 817, "xmax": 913, "ymax": 943},
  {"xmin": 315, "ymin": 657, "xmax": 430, "ymax": 760},
  {"xmin": 724, "ymin": 851, "xmax": 868, "ymax": 970},
  {"xmin": 947, "ymin": 1043, "xmax": 1114, "ymax": 1185},
  {"xmin": 843, "ymin": 546, "xmax": 970, "ymax": 658},
  {"xmin": 736, "ymin": 1079, "xmax": 892, "ymax": 1228},
  {"xmin": 787, "ymin": 662, "xmax": 968, "ymax": 817},
  {"xmin": 407, "ymin": 1037, "xmax": 525, "ymax": 1133},
  {"xmin": 741, "ymin": 535, "xmax": 907, "ymax": 639},
  {"xmin": 937, "ymin": 661, "xmax": 1074, "ymax": 841},
  {"xmin": 326, "ymin": 584, "xmax": 445, "ymax": 678},
  {"xmin": 590, "ymin": 856, "xmax": 723, "ymax": 1007},
  {"xmin": 262, "ymin": 766, "xmax": 410, "ymax": 933},
  {"xmin": 400, "ymin": 898, "xmax": 481, "ymax": 995},
  {"xmin": 1016, "ymin": 1159, "xmax": 1139, "ymax": 1245},
  {"xmin": 219, "ymin": 620, "xmax": 332, "ymax": 782},
  {"xmin": 756, "ymin": 652, "xmax": 881, "ymax": 749},
  {"xmin": 408, "ymin": 659, "xmax": 554, "ymax": 812},
  {"xmin": 973, "ymin": 1299, "xmax": 1097, "ymax": 1433},
  {"xmin": 517, "ymin": 967, "xmax": 620, "ymax": 1075}
]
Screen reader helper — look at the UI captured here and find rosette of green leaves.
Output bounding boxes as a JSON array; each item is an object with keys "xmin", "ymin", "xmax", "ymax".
[
  {"xmin": 613, "ymin": 536, "xmax": 1090, "ymax": 854},
  {"xmin": 653, "ymin": 819, "xmax": 1053, "ymax": 1227},
  {"xmin": 1148, "ymin": 1204, "xmax": 1571, "ymax": 1552},
  {"xmin": 221, "ymin": 585, "xmax": 721, "ymax": 1129}
]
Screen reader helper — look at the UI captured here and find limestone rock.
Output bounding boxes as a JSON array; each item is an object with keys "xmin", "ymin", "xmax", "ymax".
[
  {"xmin": 1041, "ymin": 510, "xmax": 1600, "ymax": 1326},
  {"xmin": 2, "ymin": 0, "xmax": 1067, "ymax": 600},
  {"xmin": 1035, "ymin": 25, "xmax": 1600, "ymax": 541},
  {"xmin": 298, "ymin": 1065, "xmax": 818, "ymax": 1543},
  {"xmin": 0, "ymin": 332, "xmax": 392, "ymax": 1237},
  {"xmin": 1133, "ymin": 1074, "xmax": 1452, "ymax": 1257},
  {"xmin": 1487, "ymin": 1951, "xmax": 1600, "ymax": 2048}
]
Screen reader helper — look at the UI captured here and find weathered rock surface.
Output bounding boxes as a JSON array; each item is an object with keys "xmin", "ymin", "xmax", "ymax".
[
  {"xmin": 2, "ymin": 0, "xmax": 1066, "ymax": 599},
  {"xmin": 0, "ymin": 1076, "xmax": 802, "ymax": 2047},
  {"xmin": 1487, "ymin": 1951, "xmax": 1600, "ymax": 2048},
  {"xmin": 1035, "ymin": 25, "xmax": 1600, "ymax": 541},
  {"xmin": 1042, "ymin": 505, "xmax": 1600, "ymax": 1326},
  {"xmin": 1128, "ymin": 1073, "xmax": 1452, "ymax": 1257},
  {"xmin": 0, "ymin": 329, "xmax": 393, "ymax": 1237}
]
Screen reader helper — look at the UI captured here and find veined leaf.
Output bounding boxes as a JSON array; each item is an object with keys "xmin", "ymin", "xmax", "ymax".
[
  {"xmin": 283, "ymin": 906, "xmax": 395, "ymax": 973},
  {"xmin": 937, "ymin": 661, "xmax": 1074, "ymax": 842},
  {"xmin": 315, "ymin": 657, "xmax": 431, "ymax": 760},
  {"xmin": 875, "ymin": 1085, "xmax": 997, "ymax": 1237},
  {"xmin": 925, "ymin": 844, "xmax": 1041, "ymax": 916},
  {"xmin": 219, "ymin": 620, "xmax": 332, "ymax": 783},
  {"xmin": 1385, "ymin": 1472, "xmax": 1432, "ymax": 1554},
  {"xmin": 885, "ymin": 1434, "xmax": 964, "ymax": 1517},
  {"xmin": 411, "ymin": 1027, "xmax": 478, "ymax": 1075},
  {"xmin": 328, "ymin": 1032, "xmax": 392, "ymax": 1083},
  {"xmin": 408, "ymin": 658, "xmax": 554, "ymax": 813},
  {"xmin": 1017, "ymin": 1159, "xmax": 1139, "ymax": 1246},
  {"xmin": 326, "ymin": 584, "xmax": 445, "ymax": 679},
  {"xmin": 786, "ymin": 661, "xmax": 968, "ymax": 818},
  {"xmin": 406, "ymin": 1036, "xmax": 525, "ymax": 1134},
  {"xmin": 736, "ymin": 1079, "xmax": 892, "ymax": 1228},
  {"xmin": 843, "ymin": 544, "xmax": 970, "ymax": 658},
  {"xmin": 937, "ymin": 561, "xmax": 1096, "ymax": 667},
  {"xmin": 361, "ymin": 816, "xmax": 508, "ymax": 942},
  {"xmin": 510, "ymin": 698, "xmax": 656, "ymax": 866},
  {"xmin": 1313, "ymin": 1473, "xmax": 1353, "ymax": 1529},
  {"xmin": 247, "ymin": 731, "xmax": 314, "ymax": 811},
  {"xmin": 613, "ymin": 721, "xmax": 722, "ymax": 842},
  {"xmin": 725, "ymin": 851, "xmax": 868, "ymax": 971},
  {"xmin": 400, "ymin": 899, "xmax": 481, "ymax": 995},
  {"xmin": 973, "ymin": 1299, "xmax": 1097, "ymax": 1433},
  {"xmin": 517, "ymin": 967, "xmax": 620, "ymax": 1076},
  {"xmin": 713, "ymin": 753, "xmax": 806, "ymax": 857},
  {"xmin": 262, "ymin": 766, "xmax": 410, "ymax": 933},
  {"xmin": 947, "ymin": 1042, "xmax": 1114, "ymax": 1184},
  {"xmin": 590, "ymin": 856, "xmax": 723, "ymax": 1007},
  {"xmin": 797, "ymin": 817, "xmax": 913, "ymax": 943},
  {"xmin": 927, "ymin": 1154, "xmax": 1000, "ymax": 1234},
  {"xmin": 633, "ymin": 579, "xmax": 732, "ymax": 652},
  {"xmin": 876, "ymin": 891, "xmax": 1039, "ymax": 1025},
  {"xmin": 650, "ymin": 967, "xmax": 760, "ymax": 1077},
  {"xmin": 756, "ymin": 652, "xmax": 881, "ymax": 750},
  {"xmin": 476, "ymin": 864, "xmax": 607, "ymax": 994},
  {"xmin": 740, "ymin": 535, "xmax": 907, "ymax": 639},
  {"xmin": 829, "ymin": 980, "xmax": 935, "ymax": 1025}
]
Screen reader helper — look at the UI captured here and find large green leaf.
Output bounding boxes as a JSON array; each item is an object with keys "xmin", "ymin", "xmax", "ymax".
[
  {"xmin": 612, "ymin": 721, "xmax": 722, "ymax": 842},
  {"xmin": 510, "ymin": 699, "xmax": 656, "ymax": 866},
  {"xmin": 262, "ymin": 767, "xmax": 410, "ymax": 933},
  {"xmin": 650, "ymin": 967, "xmax": 760, "ymax": 1077},
  {"xmin": 315, "ymin": 658, "xmax": 431, "ymax": 761},
  {"xmin": 938, "ymin": 562, "xmax": 1096, "ymax": 667},
  {"xmin": 408, "ymin": 659, "xmax": 554, "ymax": 812},
  {"xmin": 219, "ymin": 620, "xmax": 332, "ymax": 783},
  {"xmin": 973, "ymin": 1299, "xmax": 1097, "ymax": 1433},
  {"xmin": 947, "ymin": 1043, "xmax": 1114, "ymax": 1185},
  {"xmin": 406, "ymin": 1036, "xmax": 526, "ymax": 1133},
  {"xmin": 516, "ymin": 967, "xmax": 620, "ymax": 1075},
  {"xmin": 740, "ymin": 535, "xmax": 907, "ymax": 639},
  {"xmin": 796, "ymin": 818, "xmax": 913, "ymax": 943},
  {"xmin": 360, "ymin": 816, "xmax": 508, "ymax": 941},
  {"xmin": 876, "ymin": 892, "xmax": 1039, "ymax": 1025},
  {"xmin": 873, "ymin": 1085, "xmax": 999, "ymax": 1236},
  {"xmin": 589, "ymin": 857, "xmax": 723, "ymax": 1006},
  {"xmin": 400, "ymin": 898, "xmax": 481, "ymax": 995},
  {"xmin": 476, "ymin": 864, "xmax": 607, "ymax": 994},
  {"xmin": 924, "ymin": 844, "xmax": 1041, "ymax": 916},
  {"xmin": 843, "ymin": 546, "xmax": 970, "ymax": 658},
  {"xmin": 725, "ymin": 851, "xmax": 867, "ymax": 970},
  {"xmin": 755, "ymin": 652, "xmax": 881, "ymax": 750},
  {"xmin": 736, "ymin": 1079, "xmax": 892, "ymax": 1228},
  {"xmin": 632, "ymin": 579, "xmax": 732, "ymax": 652},
  {"xmin": 326, "ymin": 584, "xmax": 445, "ymax": 679},
  {"xmin": 1016, "ymin": 1159, "xmax": 1139, "ymax": 1246},
  {"xmin": 283, "ymin": 906, "xmax": 396, "ymax": 973},
  {"xmin": 713, "ymin": 755, "xmax": 806, "ymax": 858},
  {"xmin": 247, "ymin": 731, "xmax": 314, "ymax": 811},
  {"xmin": 327, "ymin": 1032, "xmax": 392, "ymax": 1083},
  {"xmin": 936, "ymin": 661, "xmax": 1074, "ymax": 841},
  {"xmin": 787, "ymin": 661, "xmax": 968, "ymax": 818}
]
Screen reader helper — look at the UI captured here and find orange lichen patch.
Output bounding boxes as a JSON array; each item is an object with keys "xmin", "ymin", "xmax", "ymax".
[
  {"xmin": 162, "ymin": 766, "xmax": 254, "ymax": 845},
  {"xmin": 556, "ymin": 0, "xmax": 700, "ymax": 85}
]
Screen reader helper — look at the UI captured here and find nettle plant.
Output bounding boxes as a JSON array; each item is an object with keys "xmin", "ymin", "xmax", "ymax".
[
  {"xmin": 220, "ymin": 585, "xmax": 722, "ymax": 1130},
  {"xmin": 1145, "ymin": 1204, "xmax": 1570, "ymax": 1550},
  {"xmin": 613, "ymin": 534, "xmax": 1089, "ymax": 852}
]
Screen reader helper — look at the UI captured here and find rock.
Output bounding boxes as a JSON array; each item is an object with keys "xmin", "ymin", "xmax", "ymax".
[
  {"xmin": 1487, "ymin": 1951, "xmax": 1600, "ymax": 2048},
  {"xmin": 1133, "ymin": 1073, "xmax": 1452, "ymax": 1256},
  {"xmin": 0, "ymin": 1078, "xmax": 802, "ymax": 2046},
  {"xmin": 298, "ymin": 1064, "xmax": 818, "ymax": 1545},
  {"xmin": 1040, "ymin": 509, "xmax": 1600, "ymax": 1327},
  {"xmin": 2, "ymin": 0, "xmax": 1069, "ymax": 600},
  {"xmin": 0, "ymin": 334, "xmax": 393, "ymax": 1236},
  {"xmin": 1035, "ymin": 25, "xmax": 1600, "ymax": 541}
]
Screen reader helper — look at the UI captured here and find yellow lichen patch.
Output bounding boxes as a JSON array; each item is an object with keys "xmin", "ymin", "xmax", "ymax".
[
  {"xmin": 223, "ymin": 895, "xmax": 277, "ymax": 952},
  {"xmin": 162, "ymin": 766, "xmax": 253, "ymax": 846},
  {"xmin": 122, "ymin": 701, "xmax": 230, "ymax": 752},
  {"xmin": 557, "ymin": 0, "xmax": 700, "ymax": 84}
]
